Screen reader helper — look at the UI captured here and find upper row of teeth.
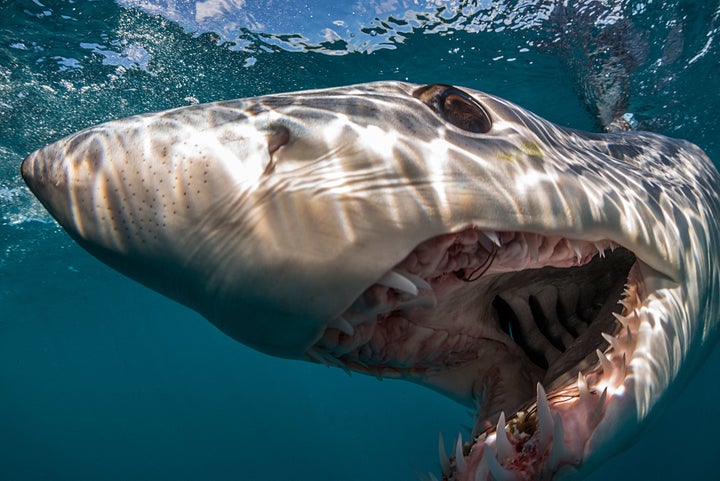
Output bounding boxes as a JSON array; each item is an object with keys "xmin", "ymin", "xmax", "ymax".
[
  {"xmin": 326, "ymin": 270, "xmax": 432, "ymax": 336},
  {"xmin": 374, "ymin": 233, "xmax": 615, "ymax": 297},
  {"xmin": 326, "ymin": 234, "xmax": 617, "ymax": 337},
  {"xmin": 377, "ymin": 270, "xmax": 432, "ymax": 296}
]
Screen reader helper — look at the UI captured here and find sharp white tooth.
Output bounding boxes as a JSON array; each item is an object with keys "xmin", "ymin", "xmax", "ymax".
[
  {"xmin": 455, "ymin": 434, "xmax": 467, "ymax": 473},
  {"xmin": 329, "ymin": 317, "xmax": 355, "ymax": 336},
  {"xmin": 612, "ymin": 312, "xmax": 629, "ymax": 329},
  {"xmin": 313, "ymin": 349, "xmax": 351, "ymax": 376},
  {"xmin": 377, "ymin": 270, "xmax": 418, "ymax": 296},
  {"xmin": 485, "ymin": 442, "xmax": 517, "ymax": 481},
  {"xmin": 495, "ymin": 411, "xmax": 514, "ymax": 460},
  {"xmin": 405, "ymin": 272, "xmax": 432, "ymax": 291},
  {"xmin": 591, "ymin": 387, "xmax": 608, "ymax": 424},
  {"xmin": 618, "ymin": 354, "xmax": 627, "ymax": 383},
  {"xmin": 601, "ymin": 332, "xmax": 621, "ymax": 351},
  {"xmin": 484, "ymin": 230, "xmax": 502, "ymax": 247},
  {"xmin": 548, "ymin": 413, "xmax": 566, "ymax": 469},
  {"xmin": 438, "ymin": 433, "xmax": 450, "ymax": 474},
  {"xmin": 306, "ymin": 348, "xmax": 324, "ymax": 364},
  {"xmin": 619, "ymin": 298, "xmax": 635, "ymax": 313},
  {"xmin": 528, "ymin": 234, "xmax": 540, "ymax": 262},
  {"xmin": 477, "ymin": 231, "xmax": 494, "ymax": 251},
  {"xmin": 536, "ymin": 383, "xmax": 554, "ymax": 447},
  {"xmin": 474, "ymin": 459, "xmax": 488, "ymax": 481},
  {"xmin": 577, "ymin": 371, "xmax": 590, "ymax": 401},
  {"xmin": 596, "ymin": 349, "xmax": 614, "ymax": 376},
  {"xmin": 624, "ymin": 321, "xmax": 634, "ymax": 343},
  {"xmin": 327, "ymin": 354, "xmax": 348, "ymax": 372},
  {"xmin": 568, "ymin": 239, "xmax": 583, "ymax": 262},
  {"xmin": 593, "ymin": 241, "xmax": 605, "ymax": 256}
]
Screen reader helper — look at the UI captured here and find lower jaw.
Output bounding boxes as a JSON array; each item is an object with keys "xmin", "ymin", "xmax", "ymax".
[
  {"xmin": 444, "ymin": 262, "xmax": 644, "ymax": 481},
  {"xmin": 308, "ymin": 229, "xmax": 645, "ymax": 480}
]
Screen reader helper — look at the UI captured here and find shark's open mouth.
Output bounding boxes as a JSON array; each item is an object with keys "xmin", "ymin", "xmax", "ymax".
[{"xmin": 310, "ymin": 228, "xmax": 643, "ymax": 480}]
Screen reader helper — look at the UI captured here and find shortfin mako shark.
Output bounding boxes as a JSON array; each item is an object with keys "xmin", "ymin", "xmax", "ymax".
[{"xmin": 21, "ymin": 82, "xmax": 720, "ymax": 480}]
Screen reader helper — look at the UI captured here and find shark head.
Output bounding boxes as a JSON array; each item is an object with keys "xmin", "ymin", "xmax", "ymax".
[{"xmin": 22, "ymin": 81, "xmax": 720, "ymax": 480}]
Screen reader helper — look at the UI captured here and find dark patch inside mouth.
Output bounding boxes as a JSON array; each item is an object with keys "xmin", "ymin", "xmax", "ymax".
[{"xmin": 489, "ymin": 247, "xmax": 636, "ymax": 387}]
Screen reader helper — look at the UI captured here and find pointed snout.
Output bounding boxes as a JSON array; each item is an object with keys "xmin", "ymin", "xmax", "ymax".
[
  {"xmin": 22, "ymin": 142, "xmax": 58, "ymax": 202},
  {"xmin": 22, "ymin": 137, "xmax": 79, "ymax": 232}
]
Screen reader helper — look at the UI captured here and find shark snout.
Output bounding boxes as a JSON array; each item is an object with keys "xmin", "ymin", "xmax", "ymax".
[
  {"xmin": 20, "ymin": 114, "xmax": 287, "ymax": 258},
  {"xmin": 21, "ymin": 139, "xmax": 78, "ymax": 229}
]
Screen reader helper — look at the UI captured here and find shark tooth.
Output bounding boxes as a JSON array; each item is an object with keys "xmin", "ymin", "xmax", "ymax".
[
  {"xmin": 577, "ymin": 371, "xmax": 590, "ymax": 401},
  {"xmin": 536, "ymin": 383, "xmax": 554, "ymax": 447},
  {"xmin": 612, "ymin": 311, "xmax": 629, "ymax": 329},
  {"xmin": 438, "ymin": 433, "xmax": 450, "ymax": 474},
  {"xmin": 548, "ymin": 412, "xmax": 567, "ymax": 469},
  {"xmin": 473, "ymin": 460, "xmax": 489, "ymax": 481},
  {"xmin": 405, "ymin": 272, "xmax": 432, "ymax": 291},
  {"xmin": 455, "ymin": 433, "xmax": 467, "ymax": 472},
  {"xmin": 477, "ymin": 231, "xmax": 494, "ymax": 251},
  {"xmin": 495, "ymin": 411, "xmax": 514, "ymax": 460},
  {"xmin": 306, "ymin": 348, "xmax": 351, "ymax": 375},
  {"xmin": 377, "ymin": 270, "xmax": 419, "ymax": 296},
  {"xmin": 484, "ymin": 230, "xmax": 502, "ymax": 247},
  {"xmin": 485, "ymin": 441, "xmax": 517, "ymax": 481},
  {"xmin": 590, "ymin": 387, "xmax": 609, "ymax": 426},
  {"xmin": 527, "ymin": 233, "xmax": 540, "ymax": 262},
  {"xmin": 329, "ymin": 316, "xmax": 355, "ymax": 336},
  {"xmin": 601, "ymin": 332, "xmax": 621, "ymax": 352},
  {"xmin": 596, "ymin": 349, "xmax": 614, "ymax": 377},
  {"xmin": 593, "ymin": 241, "xmax": 606, "ymax": 257},
  {"xmin": 568, "ymin": 239, "xmax": 584, "ymax": 262}
]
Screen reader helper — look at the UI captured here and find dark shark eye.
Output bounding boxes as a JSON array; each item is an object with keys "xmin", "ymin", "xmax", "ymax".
[
  {"xmin": 439, "ymin": 88, "xmax": 492, "ymax": 133},
  {"xmin": 413, "ymin": 84, "xmax": 492, "ymax": 134}
]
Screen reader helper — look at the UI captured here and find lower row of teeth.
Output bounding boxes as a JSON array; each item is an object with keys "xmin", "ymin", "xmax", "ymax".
[
  {"xmin": 427, "ymin": 336, "xmax": 634, "ymax": 481},
  {"xmin": 432, "ymin": 297, "xmax": 638, "ymax": 481}
]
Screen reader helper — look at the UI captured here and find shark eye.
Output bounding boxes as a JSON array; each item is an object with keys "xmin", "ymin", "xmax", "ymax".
[
  {"xmin": 439, "ymin": 87, "xmax": 492, "ymax": 133},
  {"xmin": 413, "ymin": 84, "xmax": 492, "ymax": 134}
]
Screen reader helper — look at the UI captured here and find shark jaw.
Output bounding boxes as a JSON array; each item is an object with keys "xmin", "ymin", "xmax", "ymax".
[
  {"xmin": 309, "ymin": 226, "xmax": 666, "ymax": 481},
  {"xmin": 20, "ymin": 82, "xmax": 717, "ymax": 480}
]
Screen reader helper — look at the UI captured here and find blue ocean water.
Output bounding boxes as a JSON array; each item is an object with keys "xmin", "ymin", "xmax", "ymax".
[{"xmin": 1, "ymin": 1, "xmax": 719, "ymax": 480}]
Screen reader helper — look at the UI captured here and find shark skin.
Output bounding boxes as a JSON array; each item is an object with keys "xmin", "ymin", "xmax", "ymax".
[{"xmin": 21, "ymin": 82, "xmax": 720, "ymax": 480}]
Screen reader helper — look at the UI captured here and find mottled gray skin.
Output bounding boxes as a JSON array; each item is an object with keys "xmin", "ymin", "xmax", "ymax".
[{"xmin": 21, "ymin": 82, "xmax": 720, "ymax": 479}]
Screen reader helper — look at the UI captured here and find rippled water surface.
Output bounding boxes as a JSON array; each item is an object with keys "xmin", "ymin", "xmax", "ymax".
[{"xmin": 1, "ymin": 1, "xmax": 719, "ymax": 480}]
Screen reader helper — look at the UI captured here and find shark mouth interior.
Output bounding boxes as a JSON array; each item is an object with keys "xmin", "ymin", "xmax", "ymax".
[{"xmin": 309, "ymin": 227, "xmax": 642, "ymax": 480}]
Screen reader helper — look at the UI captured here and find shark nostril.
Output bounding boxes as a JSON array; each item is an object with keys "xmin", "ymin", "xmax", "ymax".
[
  {"xmin": 266, "ymin": 124, "xmax": 290, "ymax": 156},
  {"xmin": 263, "ymin": 125, "xmax": 291, "ymax": 175}
]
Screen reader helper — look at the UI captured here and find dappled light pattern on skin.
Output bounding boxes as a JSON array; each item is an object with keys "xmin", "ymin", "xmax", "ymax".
[{"xmin": 21, "ymin": 81, "xmax": 720, "ymax": 480}]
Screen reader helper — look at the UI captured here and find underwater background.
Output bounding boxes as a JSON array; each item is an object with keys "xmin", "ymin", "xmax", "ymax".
[{"xmin": 1, "ymin": 1, "xmax": 719, "ymax": 480}]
